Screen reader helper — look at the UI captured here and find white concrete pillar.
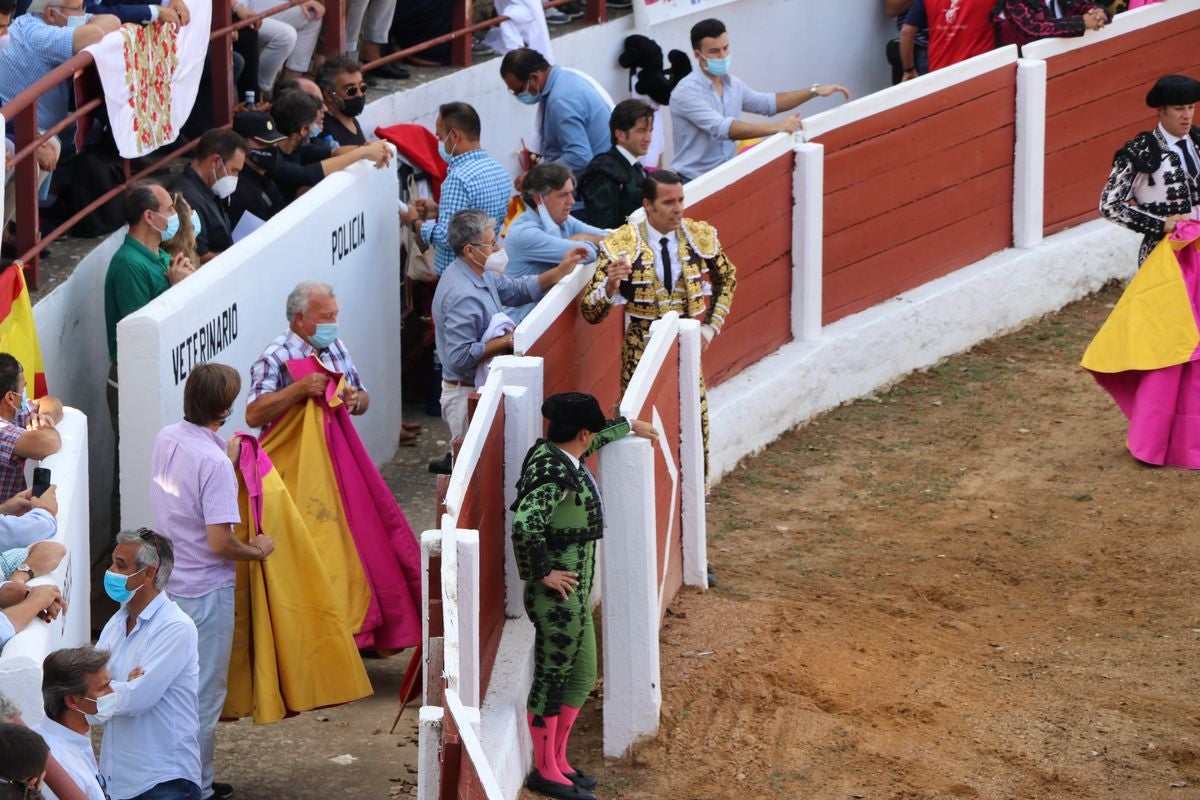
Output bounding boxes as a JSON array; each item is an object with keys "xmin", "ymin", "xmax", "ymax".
[
  {"xmin": 456, "ymin": 529, "xmax": 481, "ymax": 708},
  {"xmin": 598, "ymin": 436, "xmax": 662, "ymax": 758},
  {"xmin": 677, "ymin": 320, "xmax": 707, "ymax": 587},
  {"xmin": 793, "ymin": 142, "xmax": 825, "ymax": 341},
  {"xmin": 420, "ymin": 531, "xmax": 442, "ymax": 707},
  {"xmin": 416, "ymin": 705, "xmax": 444, "ymax": 800},
  {"xmin": 440, "ymin": 514, "xmax": 461, "ymax": 698},
  {"xmin": 1014, "ymin": 58, "xmax": 1047, "ymax": 249}
]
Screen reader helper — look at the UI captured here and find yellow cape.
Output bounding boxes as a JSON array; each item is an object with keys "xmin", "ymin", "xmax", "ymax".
[
  {"xmin": 1081, "ymin": 235, "xmax": 1200, "ymax": 374},
  {"xmin": 223, "ymin": 437, "xmax": 372, "ymax": 724}
]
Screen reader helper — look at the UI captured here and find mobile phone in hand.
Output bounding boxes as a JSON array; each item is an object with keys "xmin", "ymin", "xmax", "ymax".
[{"xmin": 32, "ymin": 467, "xmax": 50, "ymax": 498}]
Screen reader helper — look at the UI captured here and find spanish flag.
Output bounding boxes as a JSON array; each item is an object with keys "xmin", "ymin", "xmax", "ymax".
[{"xmin": 0, "ymin": 264, "xmax": 47, "ymax": 398}]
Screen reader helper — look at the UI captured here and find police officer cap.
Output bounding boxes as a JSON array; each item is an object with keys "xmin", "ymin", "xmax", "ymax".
[
  {"xmin": 542, "ymin": 392, "xmax": 605, "ymax": 432},
  {"xmin": 1145, "ymin": 74, "xmax": 1200, "ymax": 108}
]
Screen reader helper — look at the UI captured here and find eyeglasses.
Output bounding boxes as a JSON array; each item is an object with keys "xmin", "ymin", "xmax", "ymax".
[
  {"xmin": 469, "ymin": 239, "xmax": 500, "ymax": 252},
  {"xmin": 340, "ymin": 82, "xmax": 369, "ymax": 97}
]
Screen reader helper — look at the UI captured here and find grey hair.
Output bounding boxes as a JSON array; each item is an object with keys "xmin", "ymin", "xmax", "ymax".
[
  {"xmin": 27, "ymin": 0, "xmax": 54, "ymax": 15},
  {"xmin": 448, "ymin": 210, "xmax": 496, "ymax": 257},
  {"xmin": 285, "ymin": 280, "xmax": 334, "ymax": 322},
  {"xmin": 115, "ymin": 529, "xmax": 174, "ymax": 590},
  {"xmin": 42, "ymin": 645, "xmax": 111, "ymax": 721},
  {"xmin": 0, "ymin": 692, "xmax": 20, "ymax": 723}
]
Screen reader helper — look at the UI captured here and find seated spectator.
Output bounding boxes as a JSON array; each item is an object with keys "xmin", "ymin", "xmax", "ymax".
[
  {"xmin": 578, "ymin": 99, "xmax": 654, "ymax": 230},
  {"xmin": 162, "ymin": 192, "xmax": 202, "ymax": 268},
  {"xmin": 37, "ymin": 645, "xmax": 112, "ymax": 800},
  {"xmin": 0, "ymin": 485, "xmax": 58, "ymax": 551},
  {"xmin": 2, "ymin": 133, "xmax": 58, "ymax": 247},
  {"xmin": 901, "ymin": 0, "xmax": 994, "ymax": 76},
  {"xmin": 504, "ymin": 161, "xmax": 604, "ymax": 323},
  {"xmin": 884, "ymin": 0, "xmax": 929, "ymax": 84},
  {"xmin": 0, "ymin": 0, "xmax": 119, "ymax": 155},
  {"xmin": 671, "ymin": 19, "xmax": 850, "ymax": 182},
  {"xmin": 0, "ymin": 545, "xmax": 65, "ymax": 649},
  {"xmin": 994, "ymin": 0, "xmax": 1109, "ymax": 46},
  {"xmin": 0, "ymin": 354, "xmax": 63, "ymax": 503},
  {"xmin": 316, "ymin": 56, "xmax": 372, "ymax": 148},
  {"xmin": 96, "ymin": 529, "xmax": 201, "ymax": 800},
  {"xmin": 274, "ymin": 76, "xmax": 356, "ymax": 161},
  {"xmin": 0, "ymin": 692, "xmax": 92, "ymax": 800},
  {"xmin": 268, "ymin": 92, "xmax": 392, "ymax": 203},
  {"xmin": 247, "ymin": 0, "xmax": 324, "ymax": 97},
  {"xmin": 168, "ymin": 130, "xmax": 249, "ymax": 263},
  {"xmin": 86, "ymin": 0, "xmax": 189, "ymax": 25},
  {"xmin": 398, "ymin": 101, "xmax": 512, "ymax": 275},
  {"xmin": 228, "ymin": 111, "xmax": 289, "ymax": 226},
  {"xmin": 499, "ymin": 48, "xmax": 610, "ymax": 181},
  {"xmin": 0, "ymin": 722, "xmax": 51, "ymax": 798}
]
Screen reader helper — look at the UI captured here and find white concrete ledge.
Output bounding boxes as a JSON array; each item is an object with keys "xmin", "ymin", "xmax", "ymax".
[
  {"xmin": 478, "ymin": 618, "xmax": 535, "ymax": 799},
  {"xmin": 708, "ymin": 220, "xmax": 1139, "ymax": 483}
]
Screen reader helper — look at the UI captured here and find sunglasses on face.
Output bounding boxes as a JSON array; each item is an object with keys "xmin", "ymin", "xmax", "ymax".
[{"xmin": 340, "ymin": 82, "xmax": 369, "ymax": 97}]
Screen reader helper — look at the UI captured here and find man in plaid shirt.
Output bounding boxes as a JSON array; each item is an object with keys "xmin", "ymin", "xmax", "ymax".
[
  {"xmin": 244, "ymin": 281, "xmax": 367, "ymax": 429},
  {"xmin": 0, "ymin": 354, "xmax": 63, "ymax": 504},
  {"xmin": 399, "ymin": 101, "xmax": 512, "ymax": 276}
]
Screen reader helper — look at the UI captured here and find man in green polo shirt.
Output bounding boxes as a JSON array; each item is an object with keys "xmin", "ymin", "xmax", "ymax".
[{"xmin": 103, "ymin": 181, "xmax": 193, "ymax": 538}]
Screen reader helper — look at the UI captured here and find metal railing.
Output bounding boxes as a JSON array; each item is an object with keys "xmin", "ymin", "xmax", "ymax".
[{"xmin": 0, "ymin": 0, "xmax": 606, "ymax": 290}]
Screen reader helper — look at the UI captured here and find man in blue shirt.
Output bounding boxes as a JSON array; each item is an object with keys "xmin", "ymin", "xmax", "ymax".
[
  {"xmin": 670, "ymin": 18, "xmax": 850, "ymax": 182},
  {"xmin": 504, "ymin": 161, "xmax": 604, "ymax": 324},
  {"xmin": 499, "ymin": 48, "xmax": 610, "ymax": 181},
  {"xmin": 399, "ymin": 101, "xmax": 512, "ymax": 275}
]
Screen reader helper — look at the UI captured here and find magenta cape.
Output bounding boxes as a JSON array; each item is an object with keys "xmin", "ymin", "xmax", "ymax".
[{"xmin": 262, "ymin": 356, "xmax": 423, "ymax": 649}]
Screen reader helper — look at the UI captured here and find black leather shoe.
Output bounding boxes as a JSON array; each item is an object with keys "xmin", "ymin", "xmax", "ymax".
[
  {"xmin": 566, "ymin": 770, "xmax": 598, "ymax": 790},
  {"xmin": 211, "ymin": 783, "xmax": 235, "ymax": 799},
  {"xmin": 707, "ymin": 568, "xmax": 717, "ymax": 588},
  {"xmin": 428, "ymin": 453, "xmax": 452, "ymax": 475},
  {"xmin": 370, "ymin": 61, "xmax": 411, "ymax": 80},
  {"xmin": 526, "ymin": 771, "xmax": 595, "ymax": 800}
]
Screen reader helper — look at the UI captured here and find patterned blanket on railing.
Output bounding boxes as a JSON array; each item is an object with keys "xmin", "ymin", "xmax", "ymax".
[{"xmin": 84, "ymin": 0, "xmax": 209, "ymax": 158}]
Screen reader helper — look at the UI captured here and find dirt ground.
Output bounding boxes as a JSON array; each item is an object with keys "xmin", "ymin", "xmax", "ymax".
[{"xmin": 555, "ymin": 280, "xmax": 1200, "ymax": 800}]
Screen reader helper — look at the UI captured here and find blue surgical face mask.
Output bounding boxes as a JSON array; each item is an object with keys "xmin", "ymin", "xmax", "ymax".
[
  {"xmin": 515, "ymin": 91, "xmax": 539, "ymax": 106},
  {"xmin": 309, "ymin": 120, "xmax": 322, "ymax": 139},
  {"xmin": 103, "ymin": 567, "xmax": 145, "ymax": 604},
  {"xmin": 65, "ymin": 12, "xmax": 88, "ymax": 28},
  {"xmin": 309, "ymin": 322, "xmax": 338, "ymax": 350},
  {"xmin": 437, "ymin": 136, "xmax": 455, "ymax": 162},
  {"xmin": 156, "ymin": 211, "xmax": 180, "ymax": 242},
  {"xmin": 704, "ymin": 56, "xmax": 731, "ymax": 77},
  {"xmin": 190, "ymin": 210, "xmax": 202, "ymax": 236}
]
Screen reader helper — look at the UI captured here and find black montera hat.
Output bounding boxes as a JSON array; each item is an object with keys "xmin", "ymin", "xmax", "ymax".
[
  {"xmin": 542, "ymin": 392, "xmax": 605, "ymax": 432},
  {"xmin": 1145, "ymin": 74, "xmax": 1200, "ymax": 108}
]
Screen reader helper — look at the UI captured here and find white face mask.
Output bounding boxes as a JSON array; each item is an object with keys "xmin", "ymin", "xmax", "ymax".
[
  {"xmin": 81, "ymin": 692, "xmax": 117, "ymax": 726},
  {"xmin": 211, "ymin": 159, "xmax": 238, "ymax": 199},
  {"xmin": 483, "ymin": 248, "xmax": 509, "ymax": 275},
  {"xmin": 535, "ymin": 200, "xmax": 560, "ymax": 232}
]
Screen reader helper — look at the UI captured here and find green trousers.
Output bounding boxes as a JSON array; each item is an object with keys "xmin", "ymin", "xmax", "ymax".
[{"xmin": 524, "ymin": 540, "xmax": 597, "ymax": 717}]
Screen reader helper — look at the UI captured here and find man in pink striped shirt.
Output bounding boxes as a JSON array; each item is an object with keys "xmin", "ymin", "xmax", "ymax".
[{"xmin": 149, "ymin": 363, "xmax": 274, "ymax": 800}]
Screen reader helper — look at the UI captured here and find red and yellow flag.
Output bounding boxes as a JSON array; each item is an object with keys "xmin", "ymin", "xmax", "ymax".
[{"xmin": 0, "ymin": 265, "xmax": 46, "ymax": 398}]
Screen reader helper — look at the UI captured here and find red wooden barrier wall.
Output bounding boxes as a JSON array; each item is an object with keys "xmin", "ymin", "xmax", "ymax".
[
  {"xmin": 692, "ymin": 151, "xmax": 795, "ymax": 387},
  {"xmin": 1041, "ymin": 11, "xmax": 1200, "ymax": 234},
  {"xmin": 526, "ymin": 303, "xmax": 623, "ymax": 413},
  {"xmin": 456, "ymin": 400, "xmax": 507, "ymax": 701},
  {"xmin": 642, "ymin": 337, "xmax": 683, "ymax": 619},
  {"xmin": 812, "ymin": 64, "xmax": 1017, "ymax": 325},
  {"xmin": 439, "ymin": 702, "xmax": 491, "ymax": 800}
]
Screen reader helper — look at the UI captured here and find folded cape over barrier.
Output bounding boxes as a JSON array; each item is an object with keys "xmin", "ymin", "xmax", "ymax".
[
  {"xmin": 261, "ymin": 356, "xmax": 423, "ymax": 650},
  {"xmin": 224, "ymin": 434, "xmax": 372, "ymax": 724},
  {"xmin": 1082, "ymin": 221, "xmax": 1200, "ymax": 467}
]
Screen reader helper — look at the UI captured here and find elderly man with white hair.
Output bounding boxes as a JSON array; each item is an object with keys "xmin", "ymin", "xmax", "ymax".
[
  {"xmin": 95, "ymin": 529, "xmax": 201, "ymax": 800},
  {"xmin": 245, "ymin": 280, "xmax": 368, "ymax": 429}
]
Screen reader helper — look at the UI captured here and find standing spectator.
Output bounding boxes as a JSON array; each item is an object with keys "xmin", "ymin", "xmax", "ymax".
[
  {"xmin": 399, "ymin": 102, "xmax": 512, "ymax": 275},
  {"xmin": 0, "ymin": 0, "xmax": 119, "ymax": 151},
  {"xmin": 499, "ymin": 48, "xmax": 611, "ymax": 181},
  {"xmin": 37, "ymin": 645, "xmax": 112, "ymax": 800},
  {"xmin": 901, "ymin": 0, "xmax": 994, "ymax": 76},
  {"xmin": 884, "ymin": 0, "xmax": 929, "ymax": 83},
  {"xmin": 168, "ymin": 130, "xmax": 249, "ymax": 264},
  {"xmin": 430, "ymin": 210, "xmax": 587, "ymax": 472},
  {"xmin": 578, "ymin": 100, "xmax": 654, "ymax": 229},
  {"xmin": 96, "ymin": 529, "xmax": 201, "ymax": 800},
  {"xmin": 246, "ymin": 0, "xmax": 324, "ymax": 96},
  {"xmin": 343, "ymin": 0, "xmax": 409, "ymax": 81},
  {"xmin": 0, "ymin": 354, "xmax": 63, "ymax": 504},
  {"xmin": 994, "ymin": 0, "xmax": 1109, "ymax": 46},
  {"xmin": 504, "ymin": 162, "xmax": 604, "ymax": 323},
  {"xmin": 150, "ymin": 364, "xmax": 274, "ymax": 800},
  {"xmin": 316, "ymin": 56, "xmax": 371, "ymax": 147},
  {"xmin": 670, "ymin": 19, "xmax": 850, "ymax": 182},
  {"xmin": 0, "ymin": 723, "xmax": 50, "ymax": 798}
]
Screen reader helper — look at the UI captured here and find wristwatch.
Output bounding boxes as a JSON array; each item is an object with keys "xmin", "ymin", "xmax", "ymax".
[
  {"xmin": 811, "ymin": 83, "xmax": 821, "ymax": 95},
  {"xmin": 13, "ymin": 563, "xmax": 34, "ymax": 580}
]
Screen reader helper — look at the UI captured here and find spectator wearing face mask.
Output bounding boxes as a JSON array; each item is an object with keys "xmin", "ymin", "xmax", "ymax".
[
  {"xmin": 0, "ymin": 354, "xmax": 63, "ymax": 505},
  {"xmin": 228, "ymin": 111, "xmax": 290, "ymax": 227},
  {"xmin": 168, "ymin": 130, "xmax": 250, "ymax": 264},
  {"xmin": 36, "ymin": 645, "xmax": 114, "ymax": 800},
  {"xmin": 316, "ymin": 55, "xmax": 371, "ymax": 147},
  {"xmin": 161, "ymin": 192, "xmax": 202, "ymax": 270}
]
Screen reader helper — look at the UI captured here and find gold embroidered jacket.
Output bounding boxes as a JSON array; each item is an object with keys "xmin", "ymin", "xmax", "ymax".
[{"xmin": 580, "ymin": 218, "xmax": 736, "ymax": 330}]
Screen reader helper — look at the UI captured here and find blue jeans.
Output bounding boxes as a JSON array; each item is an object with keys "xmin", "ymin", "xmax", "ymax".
[
  {"xmin": 125, "ymin": 779, "xmax": 201, "ymax": 800},
  {"xmin": 174, "ymin": 588, "xmax": 235, "ymax": 800}
]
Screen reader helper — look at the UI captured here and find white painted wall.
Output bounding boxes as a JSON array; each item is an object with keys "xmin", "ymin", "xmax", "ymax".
[
  {"xmin": 361, "ymin": 0, "xmax": 893, "ymax": 175},
  {"xmin": 0, "ymin": 408, "xmax": 92, "ymax": 724},
  {"xmin": 115, "ymin": 160, "xmax": 402, "ymax": 529}
]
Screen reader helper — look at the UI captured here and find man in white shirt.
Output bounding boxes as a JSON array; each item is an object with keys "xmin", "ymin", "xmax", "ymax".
[
  {"xmin": 37, "ymin": 645, "xmax": 112, "ymax": 800},
  {"xmin": 96, "ymin": 529, "xmax": 201, "ymax": 800}
]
